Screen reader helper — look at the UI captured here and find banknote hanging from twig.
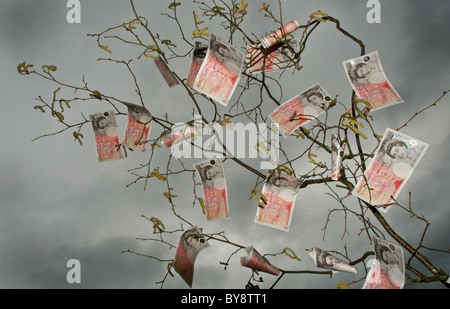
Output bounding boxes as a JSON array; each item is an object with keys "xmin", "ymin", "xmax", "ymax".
[
  {"xmin": 240, "ymin": 246, "xmax": 280, "ymax": 276},
  {"xmin": 352, "ymin": 128, "xmax": 428, "ymax": 212},
  {"xmin": 254, "ymin": 171, "xmax": 302, "ymax": 232},
  {"xmin": 331, "ymin": 132, "xmax": 346, "ymax": 180},
  {"xmin": 172, "ymin": 226, "xmax": 210, "ymax": 288},
  {"xmin": 187, "ymin": 41, "xmax": 208, "ymax": 88},
  {"xmin": 154, "ymin": 55, "xmax": 180, "ymax": 88},
  {"xmin": 89, "ymin": 110, "xmax": 123, "ymax": 162},
  {"xmin": 269, "ymin": 83, "xmax": 332, "ymax": 138},
  {"xmin": 343, "ymin": 51, "xmax": 403, "ymax": 111},
  {"xmin": 122, "ymin": 103, "xmax": 152, "ymax": 152},
  {"xmin": 309, "ymin": 247, "xmax": 357, "ymax": 274},
  {"xmin": 363, "ymin": 237, "xmax": 405, "ymax": 289},
  {"xmin": 194, "ymin": 158, "xmax": 229, "ymax": 220},
  {"xmin": 161, "ymin": 125, "xmax": 195, "ymax": 148},
  {"xmin": 188, "ymin": 33, "xmax": 245, "ymax": 106},
  {"xmin": 246, "ymin": 38, "xmax": 300, "ymax": 74},
  {"xmin": 260, "ymin": 20, "xmax": 300, "ymax": 49}
]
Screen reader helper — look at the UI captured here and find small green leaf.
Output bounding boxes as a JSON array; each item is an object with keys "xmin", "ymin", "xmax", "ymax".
[
  {"xmin": 42, "ymin": 65, "xmax": 57, "ymax": 73},
  {"xmin": 283, "ymin": 247, "xmax": 301, "ymax": 262},
  {"xmin": 198, "ymin": 197, "xmax": 206, "ymax": 214},
  {"xmin": 53, "ymin": 111, "xmax": 64, "ymax": 122},
  {"xmin": 90, "ymin": 90, "xmax": 102, "ymax": 100},
  {"xmin": 168, "ymin": 2, "xmax": 181, "ymax": 9},
  {"xmin": 99, "ymin": 44, "xmax": 112, "ymax": 54},
  {"xmin": 34, "ymin": 105, "xmax": 45, "ymax": 113},
  {"xmin": 149, "ymin": 170, "xmax": 166, "ymax": 182},
  {"xmin": 17, "ymin": 62, "xmax": 34, "ymax": 75},
  {"xmin": 337, "ymin": 282, "xmax": 350, "ymax": 289},
  {"xmin": 150, "ymin": 217, "xmax": 165, "ymax": 233}
]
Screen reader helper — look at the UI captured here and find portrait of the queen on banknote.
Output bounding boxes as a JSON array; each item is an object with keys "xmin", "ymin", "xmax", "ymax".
[
  {"xmin": 123, "ymin": 103, "xmax": 152, "ymax": 152},
  {"xmin": 352, "ymin": 129, "xmax": 428, "ymax": 210},
  {"xmin": 310, "ymin": 247, "xmax": 357, "ymax": 274},
  {"xmin": 173, "ymin": 226, "xmax": 210, "ymax": 287},
  {"xmin": 210, "ymin": 34, "xmax": 244, "ymax": 74},
  {"xmin": 269, "ymin": 83, "xmax": 331, "ymax": 138},
  {"xmin": 192, "ymin": 33, "xmax": 245, "ymax": 106},
  {"xmin": 194, "ymin": 159, "xmax": 229, "ymax": 220},
  {"xmin": 343, "ymin": 51, "xmax": 403, "ymax": 111},
  {"xmin": 254, "ymin": 171, "xmax": 302, "ymax": 232},
  {"xmin": 89, "ymin": 111, "xmax": 123, "ymax": 162},
  {"xmin": 363, "ymin": 237, "xmax": 405, "ymax": 289}
]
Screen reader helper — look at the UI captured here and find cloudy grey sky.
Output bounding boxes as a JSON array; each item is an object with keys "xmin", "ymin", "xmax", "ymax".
[{"xmin": 0, "ymin": 0, "xmax": 449, "ymax": 291}]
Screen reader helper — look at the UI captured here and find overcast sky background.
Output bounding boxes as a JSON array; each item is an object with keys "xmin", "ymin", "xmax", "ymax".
[{"xmin": 0, "ymin": 0, "xmax": 449, "ymax": 290}]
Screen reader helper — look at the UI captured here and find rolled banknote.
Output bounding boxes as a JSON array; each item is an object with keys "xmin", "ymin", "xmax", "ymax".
[
  {"xmin": 89, "ymin": 110, "xmax": 123, "ymax": 162},
  {"xmin": 269, "ymin": 83, "xmax": 331, "ymax": 138},
  {"xmin": 240, "ymin": 246, "xmax": 280, "ymax": 276},
  {"xmin": 246, "ymin": 38, "xmax": 300, "ymax": 74},
  {"xmin": 260, "ymin": 20, "xmax": 300, "ymax": 49},
  {"xmin": 352, "ymin": 128, "xmax": 428, "ymax": 212},
  {"xmin": 194, "ymin": 158, "xmax": 229, "ymax": 220},
  {"xmin": 254, "ymin": 171, "xmax": 302, "ymax": 232},
  {"xmin": 343, "ymin": 51, "xmax": 403, "ymax": 111},
  {"xmin": 172, "ymin": 226, "xmax": 210, "ymax": 287},
  {"xmin": 191, "ymin": 33, "xmax": 245, "ymax": 106},
  {"xmin": 122, "ymin": 103, "xmax": 152, "ymax": 152},
  {"xmin": 154, "ymin": 55, "xmax": 180, "ymax": 88},
  {"xmin": 331, "ymin": 132, "xmax": 346, "ymax": 180},
  {"xmin": 363, "ymin": 237, "xmax": 405, "ymax": 289},
  {"xmin": 309, "ymin": 247, "xmax": 357, "ymax": 274}
]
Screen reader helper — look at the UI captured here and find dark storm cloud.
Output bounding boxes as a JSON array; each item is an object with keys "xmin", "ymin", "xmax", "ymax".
[
  {"xmin": 0, "ymin": 1, "xmax": 67, "ymax": 57},
  {"xmin": 394, "ymin": 1, "xmax": 450, "ymax": 96}
]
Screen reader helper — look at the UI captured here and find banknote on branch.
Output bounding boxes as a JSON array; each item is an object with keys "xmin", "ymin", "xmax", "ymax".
[
  {"xmin": 343, "ymin": 51, "xmax": 403, "ymax": 111},
  {"xmin": 89, "ymin": 110, "xmax": 123, "ymax": 162},
  {"xmin": 331, "ymin": 132, "xmax": 346, "ymax": 181},
  {"xmin": 189, "ymin": 33, "xmax": 245, "ymax": 106},
  {"xmin": 363, "ymin": 237, "xmax": 405, "ymax": 289},
  {"xmin": 269, "ymin": 83, "xmax": 332, "ymax": 138},
  {"xmin": 309, "ymin": 247, "xmax": 357, "ymax": 274},
  {"xmin": 254, "ymin": 171, "xmax": 302, "ymax": 232},
  {"xmin": 161, "ymin": 125, "xmax": 195, "ymax": 148},
  {"xmin": 240, "ymin": 246, "xmax": 280, "ymax": 276},
  {"xmin": 260, "ymin": 20, "xmax": 300, "ymax": 49},
  {"xmin": 154, "ymin": 55, "xmax": 180, "ymax": 88},
  {"xmin": 172, "ymin": 226, "xmax": 210, "ymax": 288},
  {"xmin": 122, "ymin": 103, "xmax": 152, "ymax": 152},
  {"xmin": 187, "ymin": 41, "xmax": 208, "ymax": 87},
  {"xmin": 246, "ymin": 38, "xmax": 300, "ymax": 74},
  {"xmin": 194, "ymin": 158, "xmax": 229, "ymax": 220},
  {"xmin": 352, "ymin": 128, "xmax": 428, "ymax": 212}
]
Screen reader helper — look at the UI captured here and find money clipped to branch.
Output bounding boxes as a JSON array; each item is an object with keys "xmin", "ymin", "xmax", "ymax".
[
  {"xmin": 172, "ymin": 226, "xmax": 210, "ymax": 287},
  {"xmin": 254, "ymin": 172, "xmax": 302, "ymax": 232},
  {"xmin": 187, "ymin": 33, "xmax": 245, "ymax": 106},
  {"xmin": 343, "ymin": 51, "xmax": 404, "ymax": 111},
  {"xmin": 89, "ymin": 111, "xmax": 123, "ymax": 162},
  {"xmin": 193, "ymin": 159, "xmax": 229, "ymax": 220},
  {"xmin": 363, "ymin": 237, "xmax": 405, "ymax": 289},
  {"xmin": 309, "ymin": 247, "xmax": 357, "ymax": 274},
  {"xmin": 352, "ymin": 128, "xmax": 429, "ymax": 213},
  {"xmin": 269, "ymin": 83, "xmax": 332, "ymax": 139},
  {"xmin": 240, "ymin": 246, "xmax": 280, "ymax": 276}
]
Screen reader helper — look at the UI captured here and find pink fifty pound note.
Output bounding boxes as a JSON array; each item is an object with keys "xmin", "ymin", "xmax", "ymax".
[
  {"xmin": 261, "ymin": 20, "xmax": 300, "ymax": 49},
  {"xmin": 89, "ymin": 110, "xmax": 123, "ymax": 162},
  {"xmin": 240, "ymin": 246, "xmax": 280, "ymax": 276}
]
